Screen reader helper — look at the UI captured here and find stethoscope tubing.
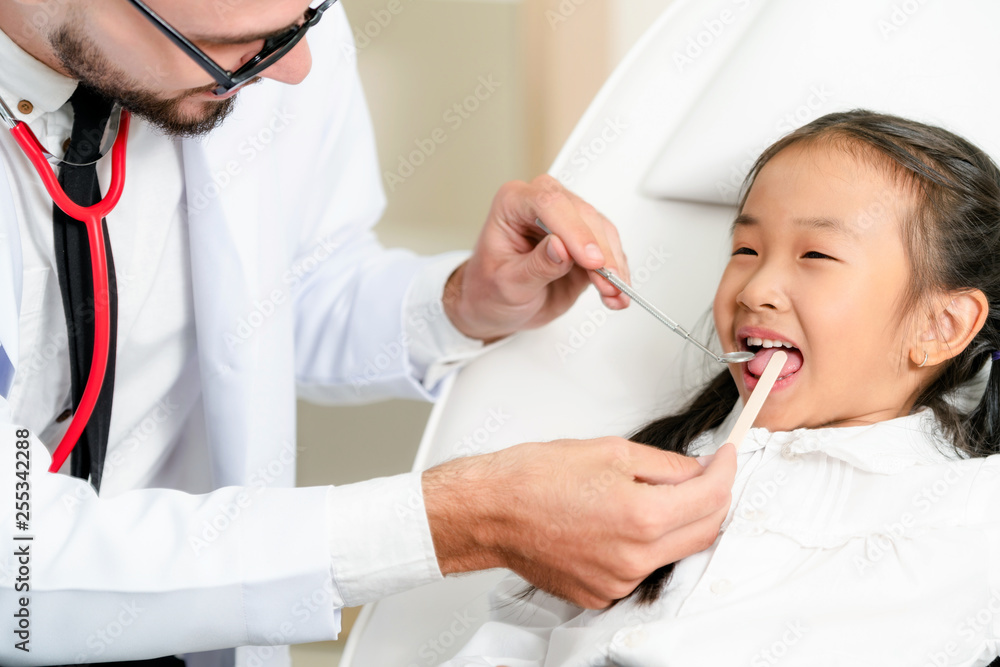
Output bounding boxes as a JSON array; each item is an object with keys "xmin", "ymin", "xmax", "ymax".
[{"xmin": 6, "ymin": 110, "xmax": 131, "ymax": 474}]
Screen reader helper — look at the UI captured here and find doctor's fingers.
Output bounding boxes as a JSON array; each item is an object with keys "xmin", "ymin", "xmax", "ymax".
[
  {"xmin": 646, "ymin": 500, "xmax": 730, "ymax": 568},
  {"xmin": 564, "ymin": 190, "xmax": 632, "ymax": 310},
  {"xmin": 583, "ymin": 505, "xmax": 730, "ymax": 606},
  {"xmin": 552, "ymin": 501, "xmax": 724, "ymax": 608},
  {"xmin": 516, "ymin": 233, "xmax": 583, "ymax": 292},
  {"xmin": 629, "ymin": 442, "xmax": 736, "ymax": 538},
  {"xmin": 624, "ymin": 440, "xmax": 714, "ymax": 486},
  {"xmin": 512, "ymin": 176, "xmax": 627, "ymax": 291},
  {"xmin": 593, "ymin": 485, "xmax": 733, "ymax": 601}
]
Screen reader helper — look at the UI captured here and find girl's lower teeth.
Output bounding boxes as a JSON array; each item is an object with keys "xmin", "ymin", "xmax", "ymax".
[{"xmin": 753, "ymin": 371, "xmax": 795, "ymax": 381}]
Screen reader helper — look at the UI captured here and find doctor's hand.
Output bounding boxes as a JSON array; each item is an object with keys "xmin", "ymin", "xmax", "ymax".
[
  {"xmin": 422, "ymin": 438, "xmax": 737, "ymax": 609},
  {"xmin": 442, "ymin": 175, "xmax": 630, "ymax": 344}
]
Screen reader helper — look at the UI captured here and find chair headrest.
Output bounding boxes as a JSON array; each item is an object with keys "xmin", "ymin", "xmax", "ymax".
[{"xmin": 641, "ymin": 0, "xmax": 1000, "ymax": 205}]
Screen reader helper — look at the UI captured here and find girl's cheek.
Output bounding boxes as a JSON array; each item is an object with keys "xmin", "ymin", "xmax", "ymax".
[{"xmin": 711, "ymin": 290, "xmax": 730, "ymax": 332}]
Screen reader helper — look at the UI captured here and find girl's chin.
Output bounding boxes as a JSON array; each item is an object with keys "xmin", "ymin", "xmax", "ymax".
[
  {"xmin": 734, "ymin": 372, "xmax": 803, "ymax": 435},
  {"xmin": 742, "ymin": 409, "xmax": 801, "ymax": 434}
]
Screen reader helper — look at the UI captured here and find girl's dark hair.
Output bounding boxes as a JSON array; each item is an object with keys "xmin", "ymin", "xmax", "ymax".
[{"xmin": 626, "ymin": 109, "xmax": 1000, "ymax": 605}]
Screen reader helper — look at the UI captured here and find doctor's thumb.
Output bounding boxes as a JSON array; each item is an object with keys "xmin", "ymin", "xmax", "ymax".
[
  {"xmin": 543, "ymin": 233, "xmax": 566, "ymax": 265},
  {"xmin": 697, "ymin": 442, "xmax": 738, "ymax": 466},
  {"xmin": 524, "ymin": 234, "xmax": 574, "ymax": 283}
]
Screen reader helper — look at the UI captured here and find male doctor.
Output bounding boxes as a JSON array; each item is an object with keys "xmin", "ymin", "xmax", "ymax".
[{"xmin": 0, "ymin": 0, "xmax": 737, "ymax": 665}]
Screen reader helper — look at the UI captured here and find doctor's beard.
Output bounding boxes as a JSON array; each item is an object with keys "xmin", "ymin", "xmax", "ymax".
[{"xmin": 49, "ymin": 25, "xmax": 252, "ymax": 138}]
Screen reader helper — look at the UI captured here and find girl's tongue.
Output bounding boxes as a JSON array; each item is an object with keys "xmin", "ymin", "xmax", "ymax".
[{"xmin": 748, "ymin": 347, "xmax": 803, "ymax": 378}]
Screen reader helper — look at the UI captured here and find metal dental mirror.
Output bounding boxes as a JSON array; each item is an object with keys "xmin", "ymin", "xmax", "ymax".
[{"xmin": 534, "ymin": 219, "xmax": 755, "ymax": 365}]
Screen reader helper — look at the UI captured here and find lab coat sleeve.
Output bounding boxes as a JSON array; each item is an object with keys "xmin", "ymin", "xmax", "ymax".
[
  {"xmin": 292, "ymin": 226, "xmax": 502, "ymax": 406},
  {"xmin": 402, "ymin": 250, "xmax": 516, "ymax": 395},
  {"xmin": 325, "ymin": 471, "xmax": 442, "ymax": 607},
  {"xmin": 436, "ymin": 573, "xmax": 581, "ymax": 667},
  {"xmin": 0, "ymin": 412, "xmax": 341, "ymax": 666}
]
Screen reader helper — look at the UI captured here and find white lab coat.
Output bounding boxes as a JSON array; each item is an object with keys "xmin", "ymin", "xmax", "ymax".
[{"xmin": 0, "ymin": 7, "xmax": 467, "ymax": 666}]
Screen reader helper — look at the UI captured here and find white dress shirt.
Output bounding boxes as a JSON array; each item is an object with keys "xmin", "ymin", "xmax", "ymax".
[
  {"xmin": 0, "ymin": 7, "xmax": 507, "ymax": 665},
  {"xmin": 442, "ymin": 406, "xmax": 1000, "ymax": 666}
]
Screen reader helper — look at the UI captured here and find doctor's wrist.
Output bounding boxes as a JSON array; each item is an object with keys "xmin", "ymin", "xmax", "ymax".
[
  {"xmin": 442, "ymin": 261, "xmax": 507, "ymax": 345},
  {"xmin": 422, "ymin": 453, "xmax": 508, "ymax": 575}
]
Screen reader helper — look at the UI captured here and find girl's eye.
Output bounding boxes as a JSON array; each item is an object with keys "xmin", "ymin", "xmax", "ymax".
[
  {"xmin": 732, "ymin": 247, "xmax": 757, "ymax": 256},
  {"xmin": 803, "ymin": 251, "xmax": 834, "ymax": 260}
]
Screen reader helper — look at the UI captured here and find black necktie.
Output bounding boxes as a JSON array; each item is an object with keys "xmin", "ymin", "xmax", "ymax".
[
  {"xmin": 45, "ymin": 91, "xmax": 186, "ymax": 667},
  {"xmin": 52, "ymin": 85, "xmax": 119, "ymax": 492}
]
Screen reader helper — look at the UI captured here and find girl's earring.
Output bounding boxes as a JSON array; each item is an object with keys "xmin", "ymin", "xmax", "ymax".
[{"xmin": 918, "ymin": 351, "xmax": 929, "ymax": 368}]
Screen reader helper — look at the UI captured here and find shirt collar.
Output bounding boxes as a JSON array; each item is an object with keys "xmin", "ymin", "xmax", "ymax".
[
  {"xmin": 703, "ymin": 402, "xmax": 966, "ymax": 474},
  {"xmin": 0, "ymin": 25, "xmax": 78, "ymax": 124}
]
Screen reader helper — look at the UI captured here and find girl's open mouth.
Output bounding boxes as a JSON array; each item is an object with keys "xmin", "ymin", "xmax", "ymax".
[{"xmin": 741, "ymin": 336, "xmax": 804, "ymax": 390}]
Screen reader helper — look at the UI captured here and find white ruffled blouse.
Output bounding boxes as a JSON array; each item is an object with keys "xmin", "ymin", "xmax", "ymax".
[{"xmin": 440, "ymin": 406, "xmax": 1000, "ymax": 666}]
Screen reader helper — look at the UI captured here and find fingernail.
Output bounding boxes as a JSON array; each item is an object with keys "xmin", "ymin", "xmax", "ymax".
[
  {"xmin": 546, "ymin": 238, "xmax": 563, "ymax": 264},
  {"xmin": 585, "ymin": 243, "xmax": 604, "ymax": 263},
  {"xmin": 696, "ymin": 454, "xmax": 716, "ymax": 467}
]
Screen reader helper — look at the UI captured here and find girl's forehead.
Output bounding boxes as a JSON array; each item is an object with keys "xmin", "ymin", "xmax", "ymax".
[{"xmin": 740, "ymin": 142, "xmax": 916, "ymax": 237}]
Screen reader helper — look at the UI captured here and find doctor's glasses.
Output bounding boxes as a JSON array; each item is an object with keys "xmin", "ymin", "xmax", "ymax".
[{"xmin": 125, "ymin": 0, "xmax": 339, "ymax": 96}]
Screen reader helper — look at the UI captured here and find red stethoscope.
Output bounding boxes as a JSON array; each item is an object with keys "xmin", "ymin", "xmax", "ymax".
[{"xmin": 0, "ymin": 93, "xmax": 131, "ymax": 474}]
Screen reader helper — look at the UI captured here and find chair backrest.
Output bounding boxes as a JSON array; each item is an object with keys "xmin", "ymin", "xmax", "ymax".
[{"xmin": 342, "ymin": 1, "xmax": 1000, "ymax": 664}]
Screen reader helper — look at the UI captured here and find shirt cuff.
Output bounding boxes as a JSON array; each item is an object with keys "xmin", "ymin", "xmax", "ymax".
[
  {"xmin": 327, "ymin": 472, "xmax": 443, "ymax": 608},
  {"xmin": 403, "ymin": 251, "xmax": 510, "ymax": 393}
]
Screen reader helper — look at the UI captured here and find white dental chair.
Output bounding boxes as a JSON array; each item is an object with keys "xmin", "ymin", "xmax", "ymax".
[{"xmin": 341, "ymin": 0, "xmax": 1000, "ymax": 664}]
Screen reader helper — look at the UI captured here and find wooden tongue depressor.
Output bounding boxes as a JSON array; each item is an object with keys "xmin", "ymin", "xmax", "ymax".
[{"xmin": 726, "ymin": 350, "xmax": 787, "ymax": 451}]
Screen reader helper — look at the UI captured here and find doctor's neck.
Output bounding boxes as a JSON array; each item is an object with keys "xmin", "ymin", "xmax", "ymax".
[{"xmin": 0, "ymin": 4, "xmax": 70, "ymax": 75}]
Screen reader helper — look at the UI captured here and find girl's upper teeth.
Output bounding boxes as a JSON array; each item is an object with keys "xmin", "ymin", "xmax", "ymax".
[{"xmin": 746, "ymin": 337, "xmax": 794, "ymax": 349}]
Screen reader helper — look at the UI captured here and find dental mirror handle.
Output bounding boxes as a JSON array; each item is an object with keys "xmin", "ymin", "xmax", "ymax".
[
  {"xmin": 593, "ymin": 266, "xmax": 731, "ymax": 363},
  {"xmin": 534, "ymin": 218, "xmax": 753, "ymax": 365}
]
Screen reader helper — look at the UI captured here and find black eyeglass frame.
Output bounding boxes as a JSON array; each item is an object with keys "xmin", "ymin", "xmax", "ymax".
[{"xmin": 124, "ymin": 0, "xmax": 338, "ymax": 96}]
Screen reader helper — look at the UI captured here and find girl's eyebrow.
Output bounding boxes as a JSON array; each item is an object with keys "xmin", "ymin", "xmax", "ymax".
[
  {"xmin": 732, "ymin": 213, "xmax": 856, "ymax": 238},
  {"xmin": 731, "ymin": 213, "xmax": 756, "ymax": 231}
]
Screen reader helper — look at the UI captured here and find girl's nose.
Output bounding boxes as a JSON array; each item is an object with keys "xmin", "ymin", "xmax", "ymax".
[{"xmin": 736, "ymin": 265, "xmax": 788, "ymax": 312}]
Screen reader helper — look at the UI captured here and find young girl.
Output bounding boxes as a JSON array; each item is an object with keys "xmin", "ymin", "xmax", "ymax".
[{"xmin": 438, "ymin": 110, "xmax": 1000, "ymax": 666}]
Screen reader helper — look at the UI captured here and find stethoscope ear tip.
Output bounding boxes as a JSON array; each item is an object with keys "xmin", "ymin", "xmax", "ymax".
[
  {"xmin": 0, "ymin": 94, "xmax": 19, "ymax": 130},
  {"xmin": 1, "ymin": 91, "xmax": 125, "ymax": 167}
]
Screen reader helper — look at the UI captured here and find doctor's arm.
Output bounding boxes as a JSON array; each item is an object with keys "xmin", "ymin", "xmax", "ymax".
[
  {"xmin": 0, "ymin": 410, "xmax": 343, "ymax": 666},
  {"xmin": 423, "ymin": 439, "xmax": 736, "ymax": 610}
]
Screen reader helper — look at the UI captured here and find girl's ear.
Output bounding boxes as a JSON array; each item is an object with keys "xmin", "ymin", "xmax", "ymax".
[{"xmin": 911, "ymin": 289, "xmax": 989, "ymax": 368}]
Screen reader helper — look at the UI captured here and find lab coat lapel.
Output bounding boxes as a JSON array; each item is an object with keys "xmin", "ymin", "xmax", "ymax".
[
  {"xmin": 0, "ymin": 157, "xmax": 20, "ymax": 398},
  {"xmin": 182, "ymin": 135, "xmax": 261, "ymax": 488}
]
